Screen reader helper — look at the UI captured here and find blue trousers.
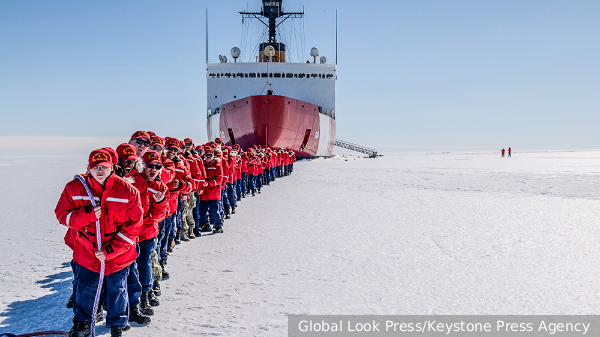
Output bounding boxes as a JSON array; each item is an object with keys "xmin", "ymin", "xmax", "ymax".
[
  {"xmin": 160, "ymin": 213, "xmax": 176, "ymax": 261},
  {"xmin": 73, "ymin": 261, "xmax": 129, "ymax": 328},
  {"xmin": 222, "ymin": 189, "xmax": 230, "ymax": 211},
  {"xmin": 157, "ymin": 218, "xmax": 167, "ymax": 261},
  {"xmin": 126, "ymin": 245, "xmax": 142, "ymax": 306},
  {"xmin": 199, "ymin": 199, "xmax": 223, "ymax": 227},
  {"xmin": 175, "ymin": 197, "xmax": 183, "ymax": 231},
  {"xmin": 235, "ymin": 179, "xmax": 242, "ymax": 197},
  {"xmin": 227, "ymin": 182, "xmax": 237, "ymax": 208},
  {"xmin": 241, "ymin": 173, "xmax": 247, "ymax": 194},
  {"xmin": 137, "ymin": 238, "xmax": 155, "ymax": 292},
  {"xmin": 256, "ymin": 173, "xmax": 263, "ymax": 189},
  {"xmin": 194, "ymin": 192, "xmax": 202, "ymax": 230},
  {"xmin": 248, "ymin": 175, "xmax": 255, "ymax": 191}
]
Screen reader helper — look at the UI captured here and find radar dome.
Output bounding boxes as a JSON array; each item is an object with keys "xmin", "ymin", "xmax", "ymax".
[
  {"xmin": 310, "ymin": 47, "xmax": 319, "ymax": 57},
  {"xmin": 231, "ymin": 47, "xmax": 241, "ymax": 58},
  {"xmin": 264, "ymin": 45, "xmax": 276, "ymax": 57},
  {"xmin": 320, "ymin": 56, "xmax": 327, "ymax": 64}
]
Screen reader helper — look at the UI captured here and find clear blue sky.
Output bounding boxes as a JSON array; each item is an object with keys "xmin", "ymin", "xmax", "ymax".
[{"xmin": 1, "ymin": 0, "xmax": 599, "ymax": 147}]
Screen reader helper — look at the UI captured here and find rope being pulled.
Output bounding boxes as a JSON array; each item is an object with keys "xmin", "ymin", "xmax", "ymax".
[{"xmin": 74, "ymin": 175, "xmax": 104, "ymax": 337}]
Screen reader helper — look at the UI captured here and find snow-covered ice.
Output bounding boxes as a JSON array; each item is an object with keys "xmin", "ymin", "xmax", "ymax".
[{"xmin": 1, "ymin": 149, "xmax": 599, "ymax": 336}]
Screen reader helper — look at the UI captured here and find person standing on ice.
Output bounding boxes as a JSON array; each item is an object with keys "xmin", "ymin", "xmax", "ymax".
[
  {"xmin": 501, "ymin": 148, "xmax": 505, "ymax": 157},
  {"xmin": 135, "ymin": 150, "xmax": 169, "ymax": 317},
  {"xmin": 508, "ymin": 147, "xmax": 512, "ymax": 158},
  {"xmin": 128, "ymin": 131, "xmax": 151, "ymax": 158},
  {"xmin": 199, "ymin": 147, "xmax": 224, "ymax": 233},
  {"xmin": 55, "ymin": 149, "xmax": 144, "ymax": 337},
  {"xmin": 114, "ymin": 143, "xmax": 152, "ymax": 324}
]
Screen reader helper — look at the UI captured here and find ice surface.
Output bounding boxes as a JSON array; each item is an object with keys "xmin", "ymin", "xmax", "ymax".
[{"xmin": 1, "ymin": 149, "xmax": 599, "ymax": 336}]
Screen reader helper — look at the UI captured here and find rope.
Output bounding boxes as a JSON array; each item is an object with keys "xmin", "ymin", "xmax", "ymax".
[{"xmin": 74, "ymin": 175, "xmax": 104, "ymax": 337}]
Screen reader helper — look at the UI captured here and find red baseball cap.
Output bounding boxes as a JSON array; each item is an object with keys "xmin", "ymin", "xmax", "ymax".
[
  {"xmin": 116, "ymin": 143, "xmax": 138, "ymax": 161},
  {"xmin": 130, "ymin": 130, "xmax": 150, "ymax": 142},
  {"xmin": 143, "ymin": 150, "xmax": 162, "ymax": 165},
  {"xmin": 204, "ymin": 147, "xmax": 214, "ymax": 154},
  {"xmin": 89, "ymin": 149, "xmax": 113, "ymax": 169},
  {"xmin": 184, "ymin": 138, "xmax": 194, "ymax": 145},
  {"xmin": 151, "ymin": 136, "xmax": 164, "ymax": 147},
  {"xmin": 146, "ymin": 131, "xmax": 157, "ymax": 138},
  {"xmin": 165, "ymin": 138, "xmax": 180, "ymax": 149},
  {"xmin": 102, "ymin": 147, "xmax": 118, "ymax": 165}
]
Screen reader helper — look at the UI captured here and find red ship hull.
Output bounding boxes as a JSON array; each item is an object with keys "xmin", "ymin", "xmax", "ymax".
[{"xmin": 207, "ymin": 95, "xmax": 336, "ymax": 157}]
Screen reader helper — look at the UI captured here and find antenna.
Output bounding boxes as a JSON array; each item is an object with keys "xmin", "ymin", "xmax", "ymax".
[
  {"xmin": 206, "ymin": 9, "xmax": 208, "ymax": 64},
  {"xmin": 336, "ymin": 9, "xmax": 338, "ymax": 65}
]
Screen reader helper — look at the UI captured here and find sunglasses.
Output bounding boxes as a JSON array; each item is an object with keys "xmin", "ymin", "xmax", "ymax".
[
  {"xmin": 147, "ymin": 163, "xmax": 162, "ymax": 170},
  {"xmin": 134, "ymin": 138, "xmax": 151, "ymax": 147},
  {"xmin": 185, "ymin": 142, "xmax": 193, "ymax": 146},
  {"xmin": 150, "ymin": 145, "xmax": 163, "ymax": 151},
  {"xmin": 204, "ymin": 154, "xmax": 213, "ymax": 158},
  {"xmin": 168, "ymin": 147, "xmax": 179, "ymax": 153}
]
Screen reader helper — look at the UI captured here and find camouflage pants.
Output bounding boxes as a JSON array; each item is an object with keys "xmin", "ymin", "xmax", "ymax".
[
  {"xmin": 181, "ymin": 192, "xmax": 196, "ymax": 232},
  {"xmin": 151, "ymin": 238, "xmax": 161, "ymax": 281}
]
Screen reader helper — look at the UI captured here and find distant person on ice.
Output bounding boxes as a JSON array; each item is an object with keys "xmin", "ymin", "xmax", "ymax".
[
  {"xmin": 508, "ymin": 147, "xmax": 512, "ymax": 158},
  {"xmin": 501, "ymin": 148, "xmax": 505, "ymax": 157},
  {"xmin": 55, "ymin": 149, "xmax": 144, "ymax": 337}
]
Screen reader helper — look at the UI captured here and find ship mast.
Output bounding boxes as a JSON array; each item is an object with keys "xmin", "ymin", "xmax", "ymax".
[{"xmin": 241, "ymin": 1, "xmax": 303, "ymax": 62}]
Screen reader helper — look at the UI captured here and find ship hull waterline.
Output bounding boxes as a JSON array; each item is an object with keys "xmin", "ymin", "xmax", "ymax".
[{"xmin": 207, "ymin": 95, "xmax": 336, "ymax": 157}]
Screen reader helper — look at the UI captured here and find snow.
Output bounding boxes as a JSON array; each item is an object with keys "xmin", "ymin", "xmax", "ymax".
[{"xmin": 1, "ymin": 149, "xmax": 600, "ymax": 336}]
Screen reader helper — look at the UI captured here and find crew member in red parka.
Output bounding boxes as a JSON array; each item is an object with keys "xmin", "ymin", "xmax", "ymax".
[
  {"xmin": 136, "ymin": 150, "xmax": 169, "ymax": 312},
  {"xmin": 198, "ymin": 147, "xmax": 224, "ymax": 233},
  {"xmin": 149, "ymin": 136, "xmax": 176, "ymax": 279},
  {"xmin": 114, "ymin": 143, "xmax": 154, "ymax": 324},
  {"xmin": 225, "ymin": 146, "xmax": 238, "ymax": 212},
  {"xmin": 55, "ymin": 149, "xmax": 143, "ymax": 335},
  {"xmin": 221, "ymin": 148, "xmax": 232, "ymax": 218},
  {"xmin": 164, "ymin": 138, "xmax": 192, "ymax": 247}
]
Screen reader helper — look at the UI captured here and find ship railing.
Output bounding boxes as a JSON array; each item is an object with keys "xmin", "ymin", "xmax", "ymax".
[{"xmin": 334, "ymin": 139, "xmax": 379, "ymax": 158}]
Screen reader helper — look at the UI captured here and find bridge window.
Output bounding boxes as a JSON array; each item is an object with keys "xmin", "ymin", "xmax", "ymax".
[
  {"xmin": 274, "ymin": 73, "xmax": 281, "ymax": 78},
  {"xmin": 209, "ymin": 73, "xmax": 216, "ymax": 78},
  {"xmin": 326, "ymin": 74, "xmax": 333, "ymax": 79},
  {"xmin": 269, "ymin": 73, "xmax": 273, "ymax": 77},
  {"xmin": 311, "ymin": 73, "xmax": 318, "ymax": 78},
  {"xmin": 224, "ymin": 73, "xmax": 231, "ymax": 78},
  {"xmin": 294, "ymin": 73, "xmax": 297, "ymax": 78},
  {"xmin": 237, "ymin": 73, "xmax": 244, "ymax": 78},
  {"xmin": 261, "ymin": 73, "xmax": 267, "ymax": 78},
  {"xmin": 216, "ymin": 73, "xmax": 221, "ymax": 78},
  {"xmin": 286, "ymin": 73, "xmax": 293, "ymax": 78},
  {"xmin": 249, "ymin": 73, "xmax": 256, "ymax": 78},
  {"xmin": 298, "ymin": 73, "xmax": 305, "ymax": 78}
]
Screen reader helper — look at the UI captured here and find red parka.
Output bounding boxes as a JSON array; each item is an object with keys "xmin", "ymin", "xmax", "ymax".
[
  {"xmin": 139, "ymin": 179, "xmax": 170, "ymax": 241},
  {"xmin": 201, "ymin": 158, "xmax": 223, "ymax": 200},
  {"xmin": 55, "ymin": 173, "xmax": 143, "ymax": 275}
]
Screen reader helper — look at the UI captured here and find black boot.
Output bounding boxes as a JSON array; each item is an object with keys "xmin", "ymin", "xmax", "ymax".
[
  {"xmin": 69, "ymin": 319, "xmax": 91, "ymax": 337},
  {"xmin": 148, "ymin": 289, "xmax": 160, "ymax": 306},
  {"xmin": 174, "ymin": 230, "xmax": 181, "ymax": 245},
  {"xmin": 66, "ymin": 294, "xmax": 74, "ymax": 308},
  {"xmin": 129, "ymin": 305, "xmax": 151, "ymax": 324},
  {"xmin": 96, "ymin": 302, "xmax": 104, "ymax": 322},
  {"xmin": 152, "ymin": 279, "xmax": 161, "ymax": 296},
  {"xmin": 258, "ymin": 188, "xmax": 261, "ymax": 193},
  {"xmin": 200, "ymin": 223, "xmax": 212, "ymax": 232},
  {"xmin": 231, "ymin": 207, "xmax": 236, "ymax": 214},
  {"xmin": 237, "ymin": 196, "xmax": 241, "ymax": 201},
  {"xmin": 111, "ymin": 325, "xmax": 123, "ymax": 337},
  {"xmin": 140, "ymin": 291, "xmax": 154, "ymax": 316},
  {"xmin": 213, "ymin": 225, "xmax": 223, "ymax": 234},
  {"xmin": 159, "ymin": 260, "xmax": 169, "ymax": 280},
  {"xmin": 193, "ymin": 227, "xmax": 201, "ymax": 237}
]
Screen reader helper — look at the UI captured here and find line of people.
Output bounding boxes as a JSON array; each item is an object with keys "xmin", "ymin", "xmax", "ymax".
[{"xmin": 54, "ymin": 131, "xmax": 296, "ymax": 337}]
